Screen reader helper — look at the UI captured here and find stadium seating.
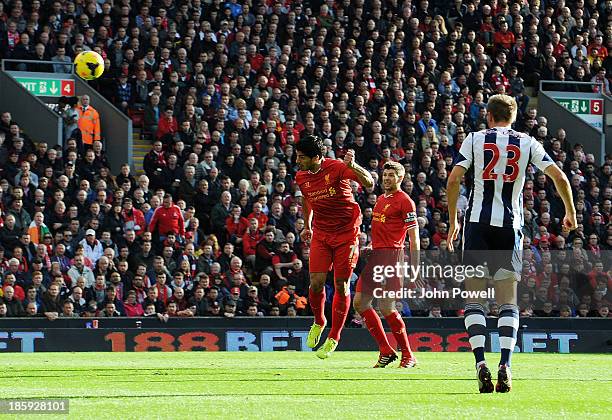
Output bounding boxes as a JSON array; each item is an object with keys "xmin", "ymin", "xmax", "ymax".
[{"xmin": 0, "ymin": 0, "xmax": 610, "ymax": 320}]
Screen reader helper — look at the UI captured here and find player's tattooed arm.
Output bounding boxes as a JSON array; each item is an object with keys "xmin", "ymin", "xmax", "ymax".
[
  {"xmin": 343, "ymin": 149, "xmax": 374, "ymax": 188},
  {"xmin": 301, "ymin": 197, "xmax": 313, "ymax": 242}
]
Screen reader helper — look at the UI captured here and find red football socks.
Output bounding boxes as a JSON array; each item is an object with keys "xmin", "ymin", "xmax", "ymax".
[
  {"xmin": 308, "ymin": 288, "xmax": 326, "ymax": 326},
  {"xmin": 361, "ymin": 308, "xmax": 395, "ymax": 354},
  {"xmin": 385, "ymin": 311, "xmax": 413, "ymax": 355},
  {"xmin": 327, "ymin": 292, "xmax": 350, "ymax": 341}
]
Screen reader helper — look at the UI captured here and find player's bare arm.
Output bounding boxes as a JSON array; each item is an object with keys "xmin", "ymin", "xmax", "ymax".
[
  {"xmin": 343, "ymin": 149, "xmax": 374, "ymax": 188},
  {"xmin": 301, "ymin": 197, "xmax": 313, "ymax": 242},
  {"xmin": 446, "ymin": 165, "xmax": 467, "ymax": 252},
  {"xmin": 407, "ymin": 225, "xmax": 420, "ymax": 283},
  {"xmin": 543, "ymin": 164, "xmax": 577, "ymax": 231}
]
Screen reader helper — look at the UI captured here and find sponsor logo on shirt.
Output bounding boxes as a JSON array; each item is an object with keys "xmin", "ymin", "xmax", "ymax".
[{"xmin": 308, "ymin": 187, "xmax": 337, "ymax": 202}]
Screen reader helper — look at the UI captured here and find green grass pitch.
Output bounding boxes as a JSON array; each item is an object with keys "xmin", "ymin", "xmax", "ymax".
[{"xmin": 1, "ymin": 352, "xmax": 610, "ymax": 419}]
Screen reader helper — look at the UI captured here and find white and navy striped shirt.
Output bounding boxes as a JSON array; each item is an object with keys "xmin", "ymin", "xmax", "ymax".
[{"xmin": 455, "ymin": 127, "xmax": 554, "ymax": 229}]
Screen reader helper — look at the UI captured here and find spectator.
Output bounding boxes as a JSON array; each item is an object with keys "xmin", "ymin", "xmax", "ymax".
[
  {"xmin": 65, "ymin": 286, "xmax": 86, "ymax": 315},
  {"xmin": 24, "ymin": 302, "xmax": 40, "ymax": 317},
  {"xmin": 101, "ymin": 285, "xmax": 126, "ymax": 316},
  {"xmin": 0, "ymin": 215, "xmax": 22, "ymax": 252},
  {"xmin": 143, "ymin": 287, "xmax": 165, "ymax": 314},
  {"xmin": 2, "ymin": 286, "xmax": 24, "ymax": 316},
  {"xmin": 124, "ymin": 290, "xmax": 144, "ymax": 317},
  {"xmin": 287, "ymin": 259, "xmax": 309, "ymax": 298},
  {"xmin": 223, "ymin": 301, "xmax": 237, "ymax": 318},
  {"xmin": 210, "ymin": 191, "xmax": 232, "ymax": 241},
  {"xmin": 60, "ymin": 301, "xmax": 79, "ymax": 318},
  {"xmin": 274, "ymin": 284, "xmax": 307, "ymax": 316},
  {"xmin": 116, "ymin": 74, "xmax": 133, "ymax": 114},
  {"xmin": 100, "ymin": 302, "xmax": 122, "ymax": 317},
  {"xmin": 76, "ymin": 95, "xmax": 101, "ymax": 147},
  {"xmin": 60, "ymin": 97, "xmax": 80, "ymax": 141},
  {"xmin": 148, "ymin": 194, "xmax": 185, "ymax": 242},
  {"xmin": 80, "ymin": 229, "xmax": 104, "ymax": 265},
  {"xmin": 255, "ymin": 228, "xmax": 277, "ymax": 276},
  {"xmin": 27, "ymin": 212, "xmax": 50, "ymax": 245},
  {"xmin": 156, "ymin": 107, "xmax": 178, "ymax": 143},
  {"xmin": 272, "ymin": 241, "xmax": 298, "ymax": 287},
  {"xmin": 3, "ymin": 270, "xmax": 24, "ymax": 301},
  {"xmin": 225, "ymin": 205, "xmax": 249, "ymax": 246},
  {"xmin": 0, "ymin": 0, "xmax": 609, "ymax": 320},
  {"xmin": 40, "ymin": 283, "xmax": 62, "ymax": 320},
  {"xmin": 242, "ymin": 218, "xmax": 263, "ymax": 268},
  {"xmin": 144, "ymin": 94, "xmax": 161, "ymax": 137},
  {"xmin": 52, "ymin": 47, "xmax": 72, "ymax": 74},
  {"xmin": 67, "ymin": 255, "xmax": 95, "ymax": 288}
]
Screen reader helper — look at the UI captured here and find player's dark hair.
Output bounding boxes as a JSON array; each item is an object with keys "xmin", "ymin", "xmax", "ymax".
[{"xmin": 295, "ymin": 135, "xmax": 326, "ymax": 159}]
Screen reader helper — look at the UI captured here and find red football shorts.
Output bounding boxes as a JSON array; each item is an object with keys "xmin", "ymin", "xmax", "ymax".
[
  {"xmin": 309, "ymin": 227, "xmax": 360, "ymax": 280},
  {"xmin": 356, "ymin": 248, "xmax": 405, "ymax": 296}
]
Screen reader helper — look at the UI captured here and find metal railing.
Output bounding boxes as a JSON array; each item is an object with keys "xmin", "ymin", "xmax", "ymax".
[
  {"xmin": 539, "ymin": 80, "xmax": 608, "ymax": 95},
  {"xmin": 1, "ymin": 58, "xmax": 74, "ymax": 74}
]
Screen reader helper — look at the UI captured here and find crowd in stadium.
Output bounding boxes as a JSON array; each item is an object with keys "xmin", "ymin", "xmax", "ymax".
[{"xmin": 0, "ymin": 0, "xmax": 610, "ymax": 320}]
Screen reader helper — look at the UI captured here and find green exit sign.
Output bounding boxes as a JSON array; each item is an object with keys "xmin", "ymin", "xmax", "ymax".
[
  {"xmin": 555, "ymin": 98, "xmax": 602, "ymax": 115},
  {"xmin": 553, "ymin": 96, "xmax": 604, "ymax": 130},
  {"xmin": 14, "ymin": 77, "xmax": 75, "ymax": 97}
]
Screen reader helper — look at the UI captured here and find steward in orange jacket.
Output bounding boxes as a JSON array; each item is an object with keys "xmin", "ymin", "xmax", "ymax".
[
  {"xmin": 77, "ymin": 95, "xmax": 101, "ymax": 145},
  {"xmin": 275, "ymin": 286, "xmax": 307, "ymax": 314}
]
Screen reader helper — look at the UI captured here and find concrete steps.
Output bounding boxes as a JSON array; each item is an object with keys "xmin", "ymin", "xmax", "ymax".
[{"xmin": 132, "ymin": 130, "xmax": 149, "ymax": 174}]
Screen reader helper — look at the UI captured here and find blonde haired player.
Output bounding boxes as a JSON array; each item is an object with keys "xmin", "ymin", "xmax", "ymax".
[{"xmin": 447, "ymin": 94, "xmax": 577, "ymax": 393}]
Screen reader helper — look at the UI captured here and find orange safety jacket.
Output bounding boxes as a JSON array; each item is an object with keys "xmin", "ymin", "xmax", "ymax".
[{"xmin": 77, "ymin": 105, "xmax": 101, "ymax": 145}]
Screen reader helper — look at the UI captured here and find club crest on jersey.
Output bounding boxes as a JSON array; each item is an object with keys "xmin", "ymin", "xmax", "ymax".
[
  {"xmin": 325, "ymin": 174, "xmax": 331, "ymax": 184},
  {"xmin": 304, "ymin": 182, "xmax": 310, "ymax": 188},
  {"xmin": 405, "ymin": 212, "xmax": 417, "ymax": 223},
  {"xmin": 383, "ymin": 204, "xmax": 391, "ymax": 212}
]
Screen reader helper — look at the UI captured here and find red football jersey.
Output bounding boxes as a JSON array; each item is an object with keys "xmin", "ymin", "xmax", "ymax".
[
  {"xmin": 296, "ymin": 158, "xmax": 361, "ymax": 234},
  {"xmin": 371, "ymin": 190, "xmax": 417, "ymax": 249}
]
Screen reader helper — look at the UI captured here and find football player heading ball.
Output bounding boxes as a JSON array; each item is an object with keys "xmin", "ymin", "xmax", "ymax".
[{"xmin": 295, "ymin": 135, "xmax": 374, "ymax": 359}]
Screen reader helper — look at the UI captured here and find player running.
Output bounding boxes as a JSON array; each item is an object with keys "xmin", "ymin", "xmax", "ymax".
[
  {"xmin": 353, "ymin": 162, "xmax": 419, "ymax": 368},
  {"xmin": 447, "ymin": 94, "xmax": 577, "ymax": 393},
  {"xmin": 295, "ymin": 135, "xmax": 374, "ymax": 359}
]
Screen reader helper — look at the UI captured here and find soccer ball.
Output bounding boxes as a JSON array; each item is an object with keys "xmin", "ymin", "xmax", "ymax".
[{"xmin": 74, "ymin": 51, "xmax": 105, "ymax": 80}]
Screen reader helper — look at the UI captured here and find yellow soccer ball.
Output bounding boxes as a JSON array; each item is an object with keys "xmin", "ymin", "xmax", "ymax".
[{"xmin": 74, "ymin": 51, "xmax": 105, "ymax": 80}]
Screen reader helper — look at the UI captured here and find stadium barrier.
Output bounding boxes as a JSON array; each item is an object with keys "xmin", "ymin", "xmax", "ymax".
[
  {"xmin": 1, "ymin": 59, "xmax": 133, "ymax": 171},
  {"xmin": 538, "ymin": 81, "xmax": 608, "ymax": 164},
  {"xmin": 0, "ymin": 66, "xmax": 63, "ymax": 146},
  {"xmin": 0, "ymin": 318, "xmax": 608, "ymax": 353}
]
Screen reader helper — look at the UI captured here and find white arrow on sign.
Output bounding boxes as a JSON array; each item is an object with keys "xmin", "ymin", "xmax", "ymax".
[
  {"xmin": 580, "ymin": 102, "xmax": 588, "ymax": 113},
  {"xmin": 50, "ymin": 81, "xmax": 58, "ymax": 95}
]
